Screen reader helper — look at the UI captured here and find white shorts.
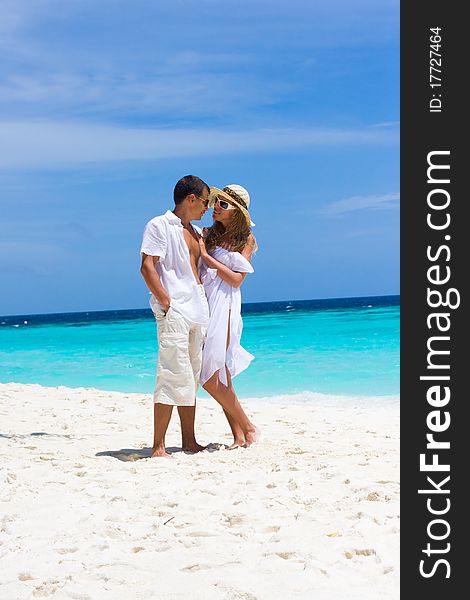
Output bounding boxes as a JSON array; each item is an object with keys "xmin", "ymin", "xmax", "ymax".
[{"xmin": 153, "ymin": 306, "xmax": 205, "ymax": 406}]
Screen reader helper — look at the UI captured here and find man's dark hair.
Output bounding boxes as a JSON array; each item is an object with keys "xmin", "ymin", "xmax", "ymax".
[{"xmin": 173, "ymin": 175, "xmax": 209, "ymax": 205}]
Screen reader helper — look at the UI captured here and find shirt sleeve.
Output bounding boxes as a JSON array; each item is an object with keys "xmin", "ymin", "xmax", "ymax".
[
  {"xmin": 140, "ymin": 219, "xmax": 167, "ymax": 258},
  {"xmin": 229, "ymin": 252, "xmax": 254, "ymax": 274}
]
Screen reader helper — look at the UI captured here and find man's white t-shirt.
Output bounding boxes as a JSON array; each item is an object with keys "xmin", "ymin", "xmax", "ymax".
[{"xmin": 140, "ymin": 210, "xmax": 209, "ymax": 326}]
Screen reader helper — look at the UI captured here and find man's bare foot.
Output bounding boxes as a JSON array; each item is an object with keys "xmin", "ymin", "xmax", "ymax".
[
  {"xmin": 182, "ymin": 442, "xmax": 206, "ymax": 453},
  {"xmin": 151, "ymin": 446, "xmax": 173, "ymax": 458},
  {"xmin": 244, "ymin": 427, "xmax": 261, "ymax": 447}
]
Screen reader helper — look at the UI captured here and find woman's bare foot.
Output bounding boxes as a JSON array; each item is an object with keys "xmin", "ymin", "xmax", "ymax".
[
  {"xmin": 244, "ymin": 426, "xmax": 261, "ymax": 447},
  {"xmin": 226, "ymin": 438, "xmax": 246, "ymax": 450}
]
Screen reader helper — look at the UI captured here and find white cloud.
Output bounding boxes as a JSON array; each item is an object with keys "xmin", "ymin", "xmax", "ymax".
[
  {"xmin": 0, "ymin": 120, "xmax": 398, "ymax": 169},
  {"xmin": 371, "ymin": 121, "xmax": 400, "ymax": 128},
  {"xmin": 0, "ymin": 0, "xmax": 399, "ymax": 129},
  {"xmin": 0, "ymin": 70, "xmax": 284, "ymax": 118},
  {"xmin": 320, "ymin": 192, "xmax": 400, "ymax": 215}
]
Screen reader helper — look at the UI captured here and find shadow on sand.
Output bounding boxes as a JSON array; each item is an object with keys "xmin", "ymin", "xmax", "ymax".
[
  {"xmin": 0, "ymin": 432, "xmax": 73, "ymax": 440},
  {"xmin": 96, "ymin": 442, "xmax": 227, "ymax": 461}
]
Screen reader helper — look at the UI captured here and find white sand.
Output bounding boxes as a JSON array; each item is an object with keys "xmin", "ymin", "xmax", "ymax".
[{"xmin": 0, "ymin": 383, "xmax": 399, "ymax": 599}]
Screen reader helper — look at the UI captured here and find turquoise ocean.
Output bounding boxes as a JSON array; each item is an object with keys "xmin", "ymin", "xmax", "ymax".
[{"xmin": 0, "ymin": 295, "xmax": 399, "ymax": 399}]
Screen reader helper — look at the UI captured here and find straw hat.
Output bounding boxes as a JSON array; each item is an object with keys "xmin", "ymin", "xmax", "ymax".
[{"xmin": 209, "ymin": 184, "xmax": 256, "ymax": 227}]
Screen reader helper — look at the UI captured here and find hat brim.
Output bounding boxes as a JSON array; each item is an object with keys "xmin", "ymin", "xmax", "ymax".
[
  {"xmin": 208, "ymin": 187, "xmax": 232, "ymax": 208},
  {"xmin": 208, "ymin": 187, "xmax": 255, "ymax": 227}
]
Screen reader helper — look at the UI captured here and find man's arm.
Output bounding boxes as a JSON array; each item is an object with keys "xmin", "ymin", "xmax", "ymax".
[{"xmin": 140, "ymin": 254, "xmax": 171, "ymax": 312}]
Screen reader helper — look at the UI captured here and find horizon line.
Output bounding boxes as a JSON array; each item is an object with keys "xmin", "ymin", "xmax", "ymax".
[{"xmin": 0, "ymin": 293, "xmax": 400, "ymax": 319}]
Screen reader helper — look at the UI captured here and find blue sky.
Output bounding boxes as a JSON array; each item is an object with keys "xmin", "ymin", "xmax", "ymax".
[{"xmin": 0, "ymin": 0, "xmax": 399, "ymax": 315}]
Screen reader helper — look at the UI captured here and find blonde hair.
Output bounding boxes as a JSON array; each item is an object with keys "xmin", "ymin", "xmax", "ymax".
[{"xmin": 205, "ymin": 204, "xmax": 251, "ymax": 252}]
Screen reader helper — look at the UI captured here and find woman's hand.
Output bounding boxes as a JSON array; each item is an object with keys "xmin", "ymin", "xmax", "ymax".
[{"xmin": 198, "ymin": 236, "xmax": 209, "ymax": 260}]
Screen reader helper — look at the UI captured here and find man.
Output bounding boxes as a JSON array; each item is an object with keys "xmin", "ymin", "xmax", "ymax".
[{"xmin": 140, "ymin": 175, "xmax": 210, "ymax": 458}]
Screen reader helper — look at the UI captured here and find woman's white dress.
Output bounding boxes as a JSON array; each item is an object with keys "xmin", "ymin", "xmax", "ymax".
[{"xmin": 199, "ymin": 246, "xmax": 254, "ymax": 386}]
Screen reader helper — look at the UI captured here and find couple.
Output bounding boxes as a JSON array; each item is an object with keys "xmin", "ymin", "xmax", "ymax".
[{"xmin": 140, "ymin": 175, "xmax": 259, "ymax": 458}]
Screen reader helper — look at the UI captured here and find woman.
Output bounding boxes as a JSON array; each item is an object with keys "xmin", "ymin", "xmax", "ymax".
[{"xmin": 198, "ymin": 184, "xmax": 259, "ymax": 448}]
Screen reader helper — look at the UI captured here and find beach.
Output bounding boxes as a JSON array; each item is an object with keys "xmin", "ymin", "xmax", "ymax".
[{"xmin": 0, "ymin": 382, "xmax": 399, "ymax": 599}]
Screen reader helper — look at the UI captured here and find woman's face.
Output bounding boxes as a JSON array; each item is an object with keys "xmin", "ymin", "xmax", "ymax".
[{"xmin": 212, "ymin": 196, "xmax": 236, "ymax": 225}]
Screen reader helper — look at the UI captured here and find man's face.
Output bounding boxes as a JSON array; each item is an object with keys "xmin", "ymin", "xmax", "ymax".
[{"xmin": 190, "ymin": 190, "xmax": 210, "ymax": 220}]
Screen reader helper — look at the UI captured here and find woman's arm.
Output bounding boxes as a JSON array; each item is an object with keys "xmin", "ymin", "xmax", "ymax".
[
  {"xmin": 198, "ymin": 239, "xmax": 248, "ymax": 289},
  {"xmin": 241, "ymin": 234, "xmax": 257, "ymax": 261}
]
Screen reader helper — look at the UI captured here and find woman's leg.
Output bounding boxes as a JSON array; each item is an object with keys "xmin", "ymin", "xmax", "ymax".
[
  {"xmin": 203, "ymin": 309, "xmax": 259, "ymax": 447},
  {"xmin": 223, "ymin": 367, "xmax": 246, "ymax": 447},
  {"xmin": 222, "ymin": 407, "xmax": 246, "ymax": 448},
  {"xmin": 225, "ymin": 367, "xmax": 260, "ymax": 446},
  {"xmin": 203, "ymin": 368, "xmax": 258, "ymax": 447}
]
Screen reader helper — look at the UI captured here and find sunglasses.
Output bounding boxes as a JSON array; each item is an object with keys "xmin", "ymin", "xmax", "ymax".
[
  {"xmin": 215, "ymin": 197, "xmax": 236, "ymax": 210},
  {"xmin": 194, "ymin": 194, "xmax": 209, "ymax": 207}
]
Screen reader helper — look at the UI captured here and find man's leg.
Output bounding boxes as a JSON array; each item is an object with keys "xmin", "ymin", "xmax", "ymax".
[
  {"xmin": 177, "ymin": 405, "xmax": 204, "ymax": 452},
  {"xmin": 155, "ymin": 309, "xmax": 202, "ymax": 453},
  {"xmin": 180, "ymin": 323, "xmax": 206, "ymax": 453},
  {"xmin": 152, "ymin": 402, "xmax": 173, "ymax": 458}
]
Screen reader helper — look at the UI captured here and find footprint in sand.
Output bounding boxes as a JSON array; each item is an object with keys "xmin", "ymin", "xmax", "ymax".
[
  {"xmin": 1, "ymin": 514, "xmax": 18, "ymax": 534},
  {"xmin": 118, "ymin": 453, "xmax": 142, "ymax": 462},
  {"xmin": 262, "ymin": 525, "xmax": 280, "ymax": 533},
  {"xmin": 222, "ymin": 513, "xmax": 244, "ymax": 527},
  {"xmin": 32, "ymin": 580, "xmax": 61, "ymax": 597},
  {"xmin": 55, "ymin": 547, "xmax": 78, "ymax": 555},
  {"xmin": 182, "ymin": 538, "xmax": 202, "ymax": 548},
  {"xmin": 63, "ymin": 588, "xmax": 91, "ymax": 600},
  {"xmin": 188, "ymin": 530, "xmax": 217, "ymax": 537},
  {"xmin": 181, "ymin": 564, "xmax": 211, "ymax": 572},
  {"xmin": 5, "ymin": 472, "xmax": 17, "ymax": 484},
  {"xmin": 344, "ymin": 548, "xmax": 377, "ymax": 559},
  {"xmin": 214, "ymin": 586, "xmax": 258, "ymax": 600},
  {"xmin": 264, "ymin": 551, "xmax": 306, "ymax": 570},
  {"xmin": 199, "ymin": 489, "xmax": 217, "ymax": 496},
  {"xmin": 173, "ymin": 521, "xmax": 192, "ymax": 529},
  {"xmin": 275, "ymin": 551, "xmax": 297, "ymax": 560},
  {"xmin": 365, "ymin": 491, "xmax": 381, "ymax": 501}
]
